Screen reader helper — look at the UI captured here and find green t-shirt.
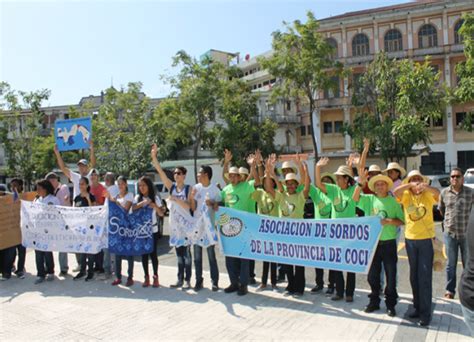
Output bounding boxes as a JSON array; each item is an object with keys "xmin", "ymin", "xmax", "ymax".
[
  {"xmin": 251, "ymin": 188, "xmax": 281, "ymax": 217},
  {"xmin": 325, "ymin": 183, "xmax": 357, "ymax": 219},
  {"xmin": 221, "ymin": 181, "xmax": 256, "ymax": 213},
  {"xmin": 307, "ymin": 185, "xmax": 332, "ymax": 219},
  {"xmin": 275, "ymin": 191, "xmax": 306, "ymax": 219},
  {"xmin": 356, "ymin": 194, "xmax": 404, "ymax": 241}
]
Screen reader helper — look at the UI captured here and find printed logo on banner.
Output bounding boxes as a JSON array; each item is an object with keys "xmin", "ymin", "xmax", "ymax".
[
  {"xmin": 55, "ymin": 117, "xmax": 92, "ymax": 152},
  {"xmin": 108, "ymin": 201, "xmax": 153, "ymax": 256},
  {"xmin": 218, "ymin": 213, "xmax": 243, "ymax": 237}
]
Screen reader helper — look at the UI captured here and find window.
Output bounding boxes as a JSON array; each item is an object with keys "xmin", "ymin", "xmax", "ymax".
[
  {"xmin": 421, "ymin": 152, "xmax": 445, "ymax": 175},
  {"xmin": 326, "ymin": 38, "xmax": 338, "ymax": 59},
  {"xmin": 324, "ymin": 76, "xmax": 340, "ymax": 99},
  {"xmin": 384, "ymin": 29, "xmax": 403, "ymax": 52},
  {"xmin": 286, "ymin": 100, "xmax": 291, "ymax": 111},
  {"xmin": 307, "ymin": 125, "xmax": 311, "ymax": 135},
  {"xmin": 456, "ymin": 112, "xmax": 466, "ymax": 127},
  {"xmin": 458, "ymin": 150, "xmax": 474, "ymax": 171},
  {"xmin": 323, "ymin": 122, "xmax": 333, "ymax": 134},
  {"xmin": 300, "ymin": 125, "xmax": 306, "ymax": 136},
  {"xmin": 334, "ymin": 121, "xmax": 343, "ymax": 133},
  {"xmin": 433, "ymin": 115, "xmax": 443, "ymax": 127},
  {"xmin": 418, "ymin": 24, "xmax": 438, "ymax": 48},
  {"xmin": 352, "ymin": 33, "xmax": 370, "ymax": 57},
  {"xmin": 454, "ymin": 19, "xmax": 464, "ymax": 45}
]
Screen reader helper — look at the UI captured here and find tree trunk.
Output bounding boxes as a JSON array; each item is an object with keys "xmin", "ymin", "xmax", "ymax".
[
  {"xmin": 193, "ymin": 138, "xmax": 199, "ymax": 184},
  {"xmin": 309, "ymin": 100, "xmax": 319, "ymax": 161}
]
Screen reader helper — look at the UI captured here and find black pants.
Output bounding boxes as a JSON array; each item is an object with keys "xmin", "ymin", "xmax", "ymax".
[
  {"xmin": 249, "ymin": 259, "xmax": 256, "ymax": 279},
  {"xmin": 262, "ymin": 262, "xmax": 277, "ymax": 286},
  {"xmin": 94, "ymin": 250, "xmax": 104, "ymax": 272},
  {"xmin": 285, "ymin": 265, "xmax": 305, "ymax": 294},
  {"xmin": 142, "ymin": 232, "xmax": 159, "ymax": 277},
  {"xmin": 1, "ymin": 247, "xmax": 16, "ymax": 277},
  {"xmin": 79, "ymin": 253, "xmax": 96, "ymax": 276},
  {"xmin": 368, "ymin": 239, "xmax": 398, "ymax": 308},
  {"xmin": 335, "ymin": 271, "xmax": 356, "ymax": 297},
  {"xmin": 14, "ymin": 244, "xmax": 26, "ymax": 273},
  {"xmin": 35, "ymin": 250, "xmax": 54, "ymax": 278},
  {"xmin": 315, "ymin": 268, "xmax": 336, "ymax": 288}
]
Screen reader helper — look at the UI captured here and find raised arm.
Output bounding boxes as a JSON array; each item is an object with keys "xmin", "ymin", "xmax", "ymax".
[
  {"xmin": 250, "ymin": 158, "xmax": 261, "ymax": 187},
  {"xmin": 89, "ymin": 139, "xmax": 96, "ymax": 169},
  {"xmin": 418, "ymin": 183, "xmax": 441, "ymax": 199},
  {"xmin": 352, "ymin": 170, "xmax": 367, "ymax": 202},
  {"xmin": 53, "ymin": 145, "xmax": 72, "ymax": 180},
  {"xmin": 264, "ymin": 157, "xmax": 277, "ymax": 198},
  {"xmin": 151, "ymin": 144, "xmax": 173, "ymax": 191},
  {"xmin": 358, "ymin": 138, "xmax": 370, "ymax": 173},
  {"xmin": 246, "ymin": 153, "xmax": 256, "ymax": 182},
  {"xmin": 222, "ymin": 149, "xmax": 232, "ymax": 185},
  {"xmin": 315, "ymin": 157, "xmax": 330, "ymax": 194},
  {"xmin": 302, "ymin": 162, "xmax": 310, "ymax": 199},
  {"xmin": 393, "ymin": 182, "xmax": 415, "ymax": 200},
  {"xmin": 255, "ymin": 149, "xmax": 264, "ymax": 180}
]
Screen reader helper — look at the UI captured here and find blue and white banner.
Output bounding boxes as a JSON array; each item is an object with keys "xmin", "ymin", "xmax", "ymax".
[
  {"xmin": 167, "ymin": 201, "xmax": 218, "ymax": 247},
  {"xmin": 216, "ymin": 207, "xmax": 383, "ymax": 274},
  {"xmin": 20, "ymin": 200, "xmax": 108, "ymax": 254},
  {"xmin": 108, "ymin": 201, "xmax": 154, "ymax": 256},
  {"xmin": 55, "ymin": 117, "xmax": 92, "ymax": 152}
]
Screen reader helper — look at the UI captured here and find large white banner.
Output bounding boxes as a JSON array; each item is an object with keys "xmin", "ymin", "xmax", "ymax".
[
  {"xmin": 167, "ymin": 201, "xmax": 218, "ymax": 247},
  {"xmin": 20, "ymin": 200, "xmax": 108, "ymax": 253}
]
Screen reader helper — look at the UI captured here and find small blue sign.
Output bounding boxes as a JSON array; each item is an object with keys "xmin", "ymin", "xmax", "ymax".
[{"xmin": 55, "ymin": 117, "xmax": 92, "ymax": 152}]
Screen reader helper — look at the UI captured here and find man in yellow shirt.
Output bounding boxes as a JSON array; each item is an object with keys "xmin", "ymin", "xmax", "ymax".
[{"xmin": 393, "ymin": 170, "xmax": 440, "ymax": 327}]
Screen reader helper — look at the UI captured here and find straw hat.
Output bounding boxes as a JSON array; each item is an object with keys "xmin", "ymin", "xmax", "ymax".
[
  {"xmin": 239, "ymin": 167, "xmax": 249, "ymax": 175},
  {"xmin": 368, "ymin": 174, "xmax": 394, "ymax": 192},
  {"xmin": 383, "ymin": 162, "xmax": 407, "ymax": 178},
  {"xmin": 320, "ymin": 172, "xmax": 336, "ymax": 184},
  {"xmin": 334, "ymin": 165, "xmax": 354, "ymax": 179},
  {"xmin": 402, "ymin": 170, "xmax": 429, "ymax": 184},
  {"xmin": 284, "ymin": 173, "xmax": 300, "ymax": 184},
  {"xmin": 281, "ymin": 161, "xmax": 297, "ymax": 174},
  {"xmin": 227, "ymin": 167, "xmax": 240, "ymax": 175},
  {"xmin": 368, "ymin": 165, "xmax": 382, "ymax": 173}
]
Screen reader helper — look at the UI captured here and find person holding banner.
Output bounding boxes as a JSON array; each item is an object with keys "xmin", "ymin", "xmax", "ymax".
[
  {"xmin": 33, "ymin": 179, "xmax": 60, "ymax": 285},
  {"xmin": 89, "ymin": 169, "xmax": 107, "ymax": 276},
  {"xmin": 45, "ymin": 172, "xmax": 71, "ymax": 276},
  {"xmin": 110, "ymin": 176, "xmax": 135, "ymax": 286},
  {"xmin": 151, "ymin": 144, "xmax": 192, "ymax": 289},
  {"xmin": 132, "ymin": 176, "xmax": 165, "ymax": 288},
  {"xmin": 189, "ymin": 165, "xmax": 221, "ymax": 292},
  {"xmin": 221, "ymin": 161, "xmax": 260, "ymax": 296},
  {"xmin": 266, "ymin": 156, "xmax": 310, "ymax": 296},
  {"xmin": 73, "ymin": 177, "xmax": 98, "ymax": 282},
  {"xmin": 9, "ymin": 178, "xmax": 26, "ymax": 279},
  {"xmin": 353, "ymin": 172, "xmax": 404, "ymax": 317},
  {"xmin": 393, "ymin": 170, "xmax": 440, "ymax": 327}
]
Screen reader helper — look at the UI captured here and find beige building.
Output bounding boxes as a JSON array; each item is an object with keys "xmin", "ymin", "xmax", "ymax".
[{"xmin": 237, "ymin": 0, "xmax": 474, "ymax": 173}]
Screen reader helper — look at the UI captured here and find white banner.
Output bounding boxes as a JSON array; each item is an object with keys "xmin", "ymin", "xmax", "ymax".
[
  {"xmin": 167, "ymin": 200, "xmax": 218, "ymax": 247},
  {"xmin": 20, "ymin": 200, "xmax": 108, "ymax": 253}
]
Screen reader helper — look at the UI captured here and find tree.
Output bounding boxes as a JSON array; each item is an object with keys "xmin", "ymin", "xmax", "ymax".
[
  {"xmin": 454, "ymin": 13, "xmax": 474, "ymax": 131},
  {"xmin": 259, "ymin": 11, "xmax": 344, "ymax": 159},
  {"xmin": 0, "ymin": 82, "xmax": 52, "ymax": 187},
  {"xmin": 211, "ymin": 76, "xmax": 278, "ymax": 166},
  {"xmin": 344, "ymin": 52, "xmax": 447, "ymax": 164},
  {"xmin": 93, "ymin": 82, "xmax": 161, "ymax": 178}
]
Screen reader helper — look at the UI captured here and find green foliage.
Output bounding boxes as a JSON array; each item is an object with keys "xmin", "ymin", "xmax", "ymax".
[
  {"xmin": 454, "ymin": 13, "xmax": 474, "ymax": 131},
  {"xmin": 345, "ymin": 52, "xmax": 446, "ymax": 162},
  {"xmin": 0, "ymin": 82, "xmax": 52, "ymax": 185},
  {"xmin": 259, "ymin": 11, "xmax": 345, "ymax": 157}
]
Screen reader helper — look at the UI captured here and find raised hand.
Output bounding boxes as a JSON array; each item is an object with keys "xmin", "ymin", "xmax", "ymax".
[
  {"xmin": 246, "ymin": 153, "xmax": 255, "ymax": 166},
  {"xmin": 358, "ymin": 169, "xmax": 368, "ymax": 185},
  {"xmin": 151, "ymin": 144, "xmax": 158, "ymax": 159},
  {"xmin": 255, "ymin": 149, "xmax": 263, "ymax": 165},
  {"xmin": 316, "ymin": 157, "xmax": 329, "ymax": 167},
  {"xmin": 347, "ymin": 152, "xmax": 360, "ymax": 167},
  {"xmin": 223, "ymin": 149, "xmax": 233, "ymax": 164},
  {"xmin": 363, "ymin": 138, "xmax": 370, "ymax": 151}
]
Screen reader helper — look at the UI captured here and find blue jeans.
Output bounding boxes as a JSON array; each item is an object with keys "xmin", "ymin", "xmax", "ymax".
[
  {"xmin": 461, "ymin": 304, "xmax": 474, "ymax": 337},
  {"xmin": 225, "ymin": 256, "xmax": 249, "ymax": 287},
  {"xmin": 115, "ymin": 255, "xmax": 134, "ymax": 280},
  {"xmin": 35, "ymin": 250, "xmax": 54, "ymax": 278},
  {"xmin": 176, "ymin": 246, "xmax": 192, "ymax": 282},
  {"xmin": 59, "ymin": 253, "xmax": 68, "ymax": 273},
  {"xmin": 405, "ymin": 238, "xmax": 433, "ymax": 322},
  {"xmin": 103, "ymin": 248, "xmax": 113, "ymax": 275},
  {"xmin": 193, "ymin": 245, "xmax": 218, "ymax": 286},
  {"xmin": 444, "ymin": 232, "xmax": 468, "ymax": 295}
]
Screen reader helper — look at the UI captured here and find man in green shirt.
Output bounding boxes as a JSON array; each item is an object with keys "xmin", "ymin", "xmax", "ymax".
[{"xmin": 353, "ymin": 173, "xmax": 404, "ymax": 317}]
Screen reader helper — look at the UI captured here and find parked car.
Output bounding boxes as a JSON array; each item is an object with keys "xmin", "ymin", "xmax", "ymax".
[
  {"xmin": 464, "ymin": 168, "xmax": 474, "ymax": 190},
  {"xmin": 0, "ymin": 183, "xmax": 8, "ymax": 196},
  {"xmin": 426, "ymin": 175, "xmax": 450, "ymax": 221}
]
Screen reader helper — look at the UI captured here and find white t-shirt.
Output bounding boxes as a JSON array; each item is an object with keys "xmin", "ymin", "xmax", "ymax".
[
  {"xmin": 107, "ymin": 184, "xmax": 120, "ymax": 199},
  {"xmin": 170, "ymin": 183, "xmax": 189, "ymax": 201},
  {"xmin": 54, "ymin": 183, "xmax": 71, "ymax": 206},
  {"xmin": 193, "ymin": 183, "xmax": 221, "ymax": 219},
  {"xmin": 35, "ymin": 194, "xmax": 60, "ymax": 205},
  {"xmin": 116, "ymin": 192, "xmax": 134, "ymax": 210},
  {"xmin": 133, "ymin": 194, "xmax": 163, "ymax": 233},
  {"xmin": 70, "ymin": 170, "xmax": 92, "ymax": 200}
]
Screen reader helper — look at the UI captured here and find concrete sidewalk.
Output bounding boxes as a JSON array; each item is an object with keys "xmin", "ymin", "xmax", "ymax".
[{"xmin": 0, "ymin": 252, "xmax": 471, "ymax": 341}]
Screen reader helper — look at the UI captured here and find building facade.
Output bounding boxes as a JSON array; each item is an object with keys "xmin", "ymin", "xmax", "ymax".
[{"xmin": 237, "ymin": 0, "xmax": 474, "ymax": 173}]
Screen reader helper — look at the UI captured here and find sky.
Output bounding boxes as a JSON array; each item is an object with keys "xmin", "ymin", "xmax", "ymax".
[{"xmin": 1, "ymin": 0, "xmax": 412, "ymax": 106}]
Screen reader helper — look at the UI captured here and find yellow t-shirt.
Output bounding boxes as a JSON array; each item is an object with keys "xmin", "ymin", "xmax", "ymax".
[
  {"xmin": 275, "ymin": 191, "xmax": 306, "ymax": 219},
  {"xmin": 400, "ymin": 190, "xmax": 438, "ymax": 240}
]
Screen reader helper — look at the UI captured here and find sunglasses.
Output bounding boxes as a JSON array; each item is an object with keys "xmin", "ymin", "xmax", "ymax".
[
  {"xmin": 450, "ymin": 175, "xmax": 462, "ymax": 179},
  {"xmin": 174, "ymin": 172, "xmax": 183, "ymax": 176}
]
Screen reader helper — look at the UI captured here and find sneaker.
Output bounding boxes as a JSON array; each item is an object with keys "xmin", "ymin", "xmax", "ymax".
[
  {"xmin": 59, "ymin": 271, "xmax": 68, "ymax": 277},
  {"xmin": 444, "ymin": 292, "xmax": 455, "ymax": 299},
  {"xmin": 34, "ymin": 277, "xmax": 45, "ymax": 285},
  {"xmin": 193, "ymin": 281, "xmax": 203, "ymax": 291},
  {"xmin": 74, "ymin": 272, "xmax": 86, "ymax": 280},
  {"xmin": 311, "ymin": 285, "xmax": 324, "ymax": 294},
  {"xmin": 111, "ymin": 279, "xmax": 122, "ymax": 286},
  {"xmin": 237, "ymin": 285, "xmax": 248, "ymax": 296},
  {"xmin": 326, "ymin": 288, "xmax": 335, "ymax": 295},
  {"xmin": 256, "ymin": 284, "xmax": 267, "ymax": 292},
  {"xmin": 212, "ymin": 284, "xmax": 219, "ymax": 292},
  {"xmin": 16, "ymin": 271, "xmax": 25, "ymax": 279},
  {"xmin": 72, "ymin": 266, "xmax": 81, "ymax": 272},
  {"xmin": 125, "ymin": 278, "xmax": 134, "ymax": 287},
  {"xmin": 182, "ymin": 281, "xmax": 191, "ymax": 290},
  {"xmin": 170, "ymin": 280, "xmax": 184, "ymax": 288},
  {"xmin": 224, "ymin": 284, "xmax": 239, "ymax": 293},
  {"xmin": 364, "ymin": 304, "xmax": 380, "ymax": 313},
  {"xmin": 293, "ymin": 291, "xmax": 304, "ymax": 297},
  {"xmin": 345, "ymin": 296, "xmax": 354, "ymax": 303},
  {"xmin": 387, "ymin": 307, "xmax": 396, "ymax": 317},
  {"xmin": 46, "ymin": 274, "xmax": 55, "ymax": 281},
  {"xmin": 0, "ymin": 275, "xmax": 11, "ymax": 281},
  {"xmin": 418, "ymin": 319, "xmax": 430, "ymax": 327},
  {"xmin": 331, "ymin": 294, "xmax": 344, "ymax": 301},
  {"xmin": 249, "ymin": 278, "xmax": 257, "ymax": 285},
  {"xmin": 283, "ymin": 290, "xmax": 294, "ymax": 297},
  {"xmin": 85, "ymin": 274, "xmax": 94, "ymax": 282},
  {"xmin": 152, "ymin": 275, "xmax": 160, "ymax": 288}
]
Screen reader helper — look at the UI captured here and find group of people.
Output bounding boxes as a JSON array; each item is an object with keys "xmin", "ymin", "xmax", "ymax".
[{"xmin": 0, "ymin": 139, "xmax": 473, "ymax": 331}]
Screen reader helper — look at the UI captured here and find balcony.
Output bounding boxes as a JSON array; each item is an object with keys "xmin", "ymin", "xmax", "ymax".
[{"xmin": 261, "ymin": 113, "xmax": 301, "ymax": 125}]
